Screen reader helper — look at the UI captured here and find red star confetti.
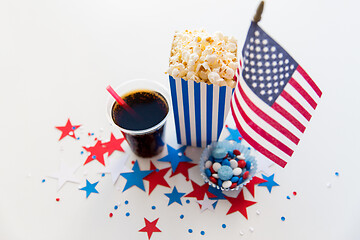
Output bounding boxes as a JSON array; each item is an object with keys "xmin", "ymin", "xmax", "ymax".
[
  {"xmin": 169, "ymin": 162, "xmax": 197, "ymax": 181},
  {"xmin": 225, "ymin": 190, "xmax": 256, "ymax": 219},
  {"xmin": 143, "ymin": 161, "xmax": 171, "ymax": 195},
  {"xmin": 83, "ymin": 140, "xmax": 107, "ymax": 166},
  {"xmin": 55, "ymin": 118, "xmax": 81, "ymax": 141},
  {"xmin": 139, "ymin": 218, "xmax": 161, "ymax": 240},
  {"xmin": 185, "ymin": 180, "xmax": 217, "ymax": 200},
  {"xmin": 244, "ymin": 176, "xmax": 268, "ymax": 198},
  {"xmin": 102, "ymin": 133, "xmax": 125, "ymax": 156}
]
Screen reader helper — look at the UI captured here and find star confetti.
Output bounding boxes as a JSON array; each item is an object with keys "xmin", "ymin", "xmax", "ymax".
[
  {"xmin": 120, "ymin": 160, "xmax": 153, "ymax": 192},
  {"xmin": 139, "ymin": 218, "xmax": 161, "ymax": 240},
  {"xmin": 255, "ymin": 151, "xmax": 274, "ymax": 175},
  {"xmin": 48, "ymin": 161, "xmax": 81, "ymax": 191},
  {"xmin": 225, "ymin": 190, "xmax": 256, "ymax": 219},
  {"xmin": 244, "ymin": 176, "xmax": 268, "ymax": 197},
  {"xmin": 258, "ymin": 174, "xmax": 279, "ymax": 193},
  {"xmin": 101, "ymin": 153, "xmax": 132, "ymax": 184},
  {"xmin": 169, "ymin": 162, "xmax": 197, "ymax": 181},
  {"xmin": 157, "ymin": 145, "xmax": 192, "ymax": 172},
  {"xmin": 79, "ymin": 179, "xmax": 99, "ymax": 198},
  {"xmin": 102, "ymin": 133, "xmax": 125, "ymax": 156},
  {"xmin": 185, "ymin": 180, "xmax": 217, "ymax": 200},
  {"xmin": 197, "ymin": 194, "xmax": 217, "ymax": 212},
  {"xmin": 83, "ymin": 140, "xmax": 108, "ymax": 166},
  {"xmin": 225, "ymin": 126, "xmax": 242, "ymax": 142},
  {"xmin": 143, "ymin": 161, "xmax": 171, "ymax": 195},
  {"xmin": 208, "ymin": 186, "xmax": 227, "ymax": 200},
  {"xmin": 55, "ymin": 118, "xmax": 81, "ymax": 141},
  {"xmin": 165, "ymin": 186, "xmax": 186, "ymax": 206}
]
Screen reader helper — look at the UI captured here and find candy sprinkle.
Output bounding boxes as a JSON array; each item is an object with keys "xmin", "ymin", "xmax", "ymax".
[
  {"xmin": 200, "ymin": 231, "xmax": 205, "ymax": 235},
  {"xmin": 222, "ymin": 224, "xmax": 226, "ymax": 229},
  {"xmin": 56, "ymin": 198, "xmax": 60, "ymax": 202},
  {"xmin": 293, "ymin": 191, "xmax": 297, "ymax": 196},
  {"xmin": 186, "ymin": 200, "xmax": 190, "ymax": 204},
  {"xmin": 335, "ymin": 172, "xmax": 339, "ymax": 176},
  {"xmin": 101, "ymin": 173, "xmax": 105, "ymax": 177},
  {"xmin": 180, "ymin": 214, "xmax": 184, "ymax": 219},
  {"xmin": 125, "ymin": 212, "xmax": 130, "ymax": 217},
  {"xmin": 109, "ymin": 213, "xmax": 113, "ymax": 218},
  {"xmin": 188, "ymin": 229, "xmax": 193, "ymax": 233},
  {"xmin": 125, "ymin": 200, "xmax": 129, "ymax": 205},
  {"xmin": 286, "ymin": 196, "xmax": 290, "ymax": 200},
  {"xmin": 42, "ymin": 179, "xmax": 45, "ymax": 183},
  {"xmin": 151, "ymin": 206, "xmax": 156, "ymax": 210},
  {"xmin": 281, "ymin": 216, "xmax": 285, "ymax": 221}
]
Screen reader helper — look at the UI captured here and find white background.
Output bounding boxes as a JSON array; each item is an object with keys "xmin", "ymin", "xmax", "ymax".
[{"xmin": 1, "ymin": 0, "xmax": 360, "ymax": 239}]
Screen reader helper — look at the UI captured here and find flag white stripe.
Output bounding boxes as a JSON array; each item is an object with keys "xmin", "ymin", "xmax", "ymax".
[
  {"xmin": 231, "ymin": 95, "xmax": 291, "ymax": 161},
  {"xmin": 293, "ymin": 70, "xmax": 321, "ymax": 103},
  {"xmin": 284, "ymin": 82, "xmax": 315, "ymax": 115},
  {"xmin": 234, "ymin": 85, "xmax": 297, "ymax": 150},
  {"xmin": 239, "ymin": 76, "xmax": 303, "ymax": 138},
  {"xmin": 276, "ymin": 96, "xmax": 310, "ymax": 126}
]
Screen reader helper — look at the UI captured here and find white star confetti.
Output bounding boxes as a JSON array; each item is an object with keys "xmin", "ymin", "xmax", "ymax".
[
  {"xmin": 48, "ymin": 161, "xmax": 81, "ymax": 191},
  {"xmin": 100, "ymin": 153, "xmax": 132, "ymax": 185},
  {"xmin": 197, "ymin": 193, "xmax": 217, "ymax": 212}
]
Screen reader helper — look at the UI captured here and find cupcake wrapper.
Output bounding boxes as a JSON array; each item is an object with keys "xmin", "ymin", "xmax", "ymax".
[
  {"xmin": 169, "ymin": 76, "xmax": 234, "ymax": 148},
  {"xmin": 200, "ymin": 141, "xmax": 258, "ymax": 191}
]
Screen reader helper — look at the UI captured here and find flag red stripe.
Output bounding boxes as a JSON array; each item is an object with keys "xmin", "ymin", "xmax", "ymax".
[
  {"xmin": 280, "ymin": 90, "xmax": 312, "ymax": 121},
  {"xmin": 231, "ymin": 103, "xmax": 288, "ymax": 168},
  {"xmin": 272, "ymin": 102, "xmax": 306, "ymax": 133},
  {"xmin": 289, "ymin": 77, "xmax": 317, "ymax": 110},
  {"xmin": 234, "ymin": 93, "xmax": 294, "ymax": 156},
  {"xmin": 237, "ymin": 81, "xmax": 300, "ymax": 145},
  {"xmin": 296, "ymin": 65, "xmax": 322, "ymax": 98}
]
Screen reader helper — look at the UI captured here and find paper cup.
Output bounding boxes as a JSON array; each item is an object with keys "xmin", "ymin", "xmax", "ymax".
[
  {"xmin": 200, "ymin": 141, "xmax": 257, "ymax": 191},
  {"xmin": 169, "ymin": 76, "xmax": 234, "ymax": 147}
]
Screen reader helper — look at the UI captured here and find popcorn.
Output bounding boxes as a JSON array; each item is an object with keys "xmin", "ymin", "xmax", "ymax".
[{"xmin": 168, "ymin": 29, "xmax": 238, "ymax": 88}]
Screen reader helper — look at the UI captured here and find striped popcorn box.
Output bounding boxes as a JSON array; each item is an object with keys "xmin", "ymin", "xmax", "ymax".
[{"xmin": 169, "ymin": 76, "xmax": 234, "ymax": 148}]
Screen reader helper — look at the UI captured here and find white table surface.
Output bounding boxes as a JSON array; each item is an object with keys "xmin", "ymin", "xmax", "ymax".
[{"xmin": 1, "ymin": 0, "xmax": 360, "ymax": 239}]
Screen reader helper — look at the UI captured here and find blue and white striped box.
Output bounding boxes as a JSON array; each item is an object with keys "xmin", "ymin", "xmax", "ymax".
[{"xmin": 169, "ymin": 76, "xmax": 234, "ymax": 148}]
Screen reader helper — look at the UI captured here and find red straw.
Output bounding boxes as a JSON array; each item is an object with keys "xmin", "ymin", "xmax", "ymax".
[{"xmin": 106, "ymin": 85, "xmax": 139, "ymax": 118}]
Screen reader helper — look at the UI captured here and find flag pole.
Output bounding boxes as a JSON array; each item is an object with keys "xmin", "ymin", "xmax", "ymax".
[{"xmin": 253, "ymin": 1, "xmax": 265, "ymax": 23}]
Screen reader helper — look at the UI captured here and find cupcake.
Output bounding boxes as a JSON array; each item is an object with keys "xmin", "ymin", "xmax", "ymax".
[{"xmin": 200, "ymin": 141, "xmax": 257, "ymax": 191}]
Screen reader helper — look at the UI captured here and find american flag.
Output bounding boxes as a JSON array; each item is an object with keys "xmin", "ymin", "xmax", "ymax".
[{"xmin": 231, "ymin": 22, "xmax": 322, "ymax": 168}]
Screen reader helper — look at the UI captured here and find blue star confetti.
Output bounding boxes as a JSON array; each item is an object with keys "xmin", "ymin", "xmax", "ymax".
[
  {"xmin": 258, "ymin": 174, "xmax": 279, "ymax": 193},
  {"xmin": 157, "ymin": 145, "xmax": 192, "ymax": 172},
  {"xmin": 120, "ymin": 160, "xmax": 153, "ymax": 192},
  {"xmin": 79, "ymin": 179, "xmax": 99, "ymax": 198},
  {"xmin": 225, "ymin": 126, "xmax": 242, "ymax": 142},
  {"xmin": 208, "ymin": 186, "xmax": 227, "ymax": 200},
  {"xmin": 165, "ymin": 186, "xmax": 186, "ymax": 206}
]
